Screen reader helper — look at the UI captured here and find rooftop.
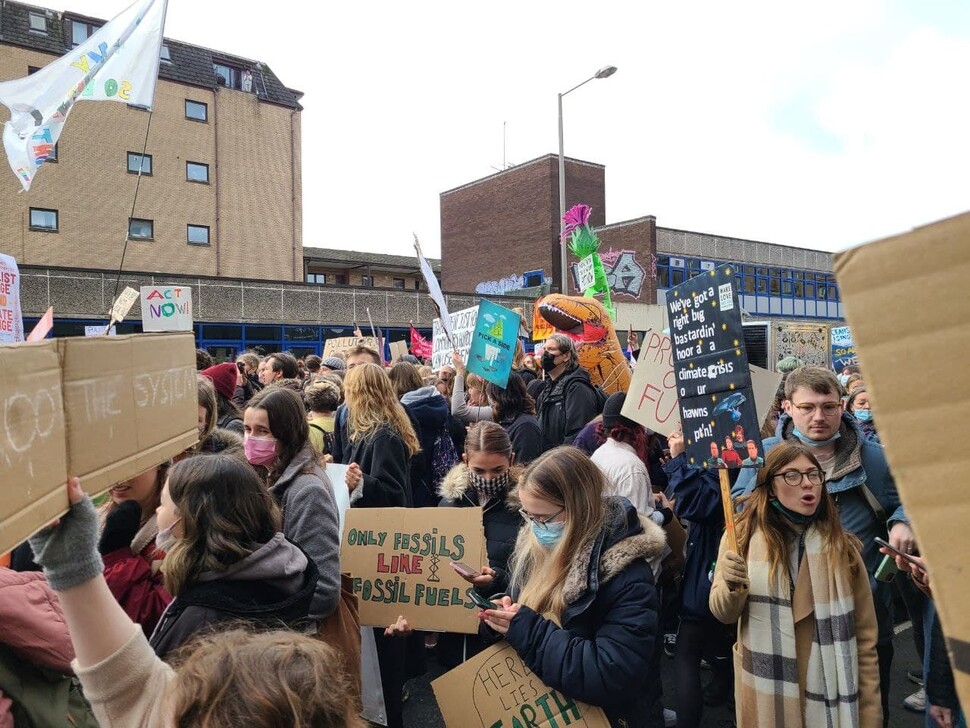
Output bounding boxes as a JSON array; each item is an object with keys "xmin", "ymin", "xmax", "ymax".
[
  {"xmin": 302, "ymin": 246, "xmax": 441, "ymax": 274},
  {"xmin": 0, "ymin": 0, "xmax": 302, "ymax": 109}
]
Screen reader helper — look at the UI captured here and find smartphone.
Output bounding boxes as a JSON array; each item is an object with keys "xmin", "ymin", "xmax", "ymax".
[
  {"xmin": 874, "ymin": 537, "xmax": 923, "ymax": 569},
  {"xmin": 466, "ymin": 588, "xmax": 497, "ymax": 611},
  {"xmin": 874, "ymin": 554, "xmax": 898, "ymax": 583},
  {"xmin": 450, "ymin": 561, "xmax": 481, "ymax": 578}
]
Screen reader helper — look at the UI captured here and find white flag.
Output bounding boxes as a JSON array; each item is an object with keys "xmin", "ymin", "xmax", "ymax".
[
  {"xmin": 413, "ymin": 233, "xmax": 453, "ymax": 345},
  {"xmin": 0, "ymin": 0, "xmax": 167, "ymax": 191}
]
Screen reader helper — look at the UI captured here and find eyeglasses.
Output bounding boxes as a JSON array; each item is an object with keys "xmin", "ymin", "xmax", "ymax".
[
  {"xmin": 791, "ymin": 402, "xmax": 841, "ymax": 416},
  {"xmin": 519, "ymin": 506, "xmax": 565, "ymax": 530},
  {"xmin": 773, "ymin": 469, "xmax": 826, "ymax": 487}
]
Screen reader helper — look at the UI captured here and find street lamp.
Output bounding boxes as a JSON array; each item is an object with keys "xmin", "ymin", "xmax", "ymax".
[{"xmin": 558, "ymin": 65, "xmax": 617, "ymax": 294}]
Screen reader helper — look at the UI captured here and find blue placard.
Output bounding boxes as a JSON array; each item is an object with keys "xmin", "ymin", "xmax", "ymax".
[{"xmin": 465, "ymin": 299, "xmax": 521, "ymax": 388}]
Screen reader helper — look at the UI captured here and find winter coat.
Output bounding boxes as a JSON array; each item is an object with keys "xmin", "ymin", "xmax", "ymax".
[
  {"xmin": 402, "ymin": 386, "xmax": 451, "ymax": 507},
  {"xmin": 149, "ymin": 533, "xmax": 318, "ymax": 660},
  {"xmin": 100, "ymin": 512, "xmax": 172, "ymax": 636},
  {"xmin": 709, "ymin": 530, "xmax": 882, "ymax": 727},
  {"xmin": 0, "ymin": 569, "xmax": 98, "ymax": 728},
  {"xmin": 270, "ymin": 446, "xmax": 342, "ymax": 620},
  {"xmin": 343, "ymin": 426, "xmax": 413, "ymax": 508},
  {"xmin": 664, "ymin": 453, "xmax": 724, "ymax": 620},
  {"xmin": 501, "ymin": 412, "xmax": 542, "ymax": 465},
  {"xmin": 217, "ymin": 410, "xmax": 244, "ymax": 436},
  {"xmin": 514, "ymin": 367, "xmax": 537, "ymax": 386},
  {"xmin": 436, "ymin": 462, "xmax": 522, "ymax": 668},
  {"xmin": 733, "ymin": 413, "xmax": 907, "ymax": 643},
  {"xmin": 571, "ymin": 417, "xmax": 603, "ymax": 456},
  {"xmin": 535, "ymin": 365, "xmax": 600, "ymax": 452},
  {"xmin": 503, "ymin": 499, "xmax": 665, "ymax": 728},
  {"xmin": 199, "ymin": 426, "xmax": 245, "ymax": 458}
]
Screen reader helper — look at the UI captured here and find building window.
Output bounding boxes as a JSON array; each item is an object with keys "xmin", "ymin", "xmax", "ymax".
[
  {"xmin": 213, "ymin": 62, "xmax": 240, "ymax": 89},
  {"xmin": 335, "ymin": 273, "xmax": 348, "ymax": 285},
  {"xmin": 127, "ymin": 152, "xmax": 152, "ymax": 175},
  {"xmin": 186, "ymin": 162, "xmax": 209, "ymax": 183},
  {"xmin": 360, "ymin": 275, "xmax": 373, "ymax": 287},
  {"xmin": 187, "ymin": 224, "xmax": 210, "ymax": 245},
  {"xmin": 414, "ymin": 280, "xmax": 421, "ymax": 290},
  {"xmin": 185, "ymin": 100, "xmax": 208, "ymax": 122},
  {"xmin": 71, "ymin": 20, "xmax": 99, "ymax": 46},
  {"xmin": 128, "ymin": 218, "xmax": 153, "ymax": 240},
  {"xmin": 29, "ymin": 208, "xmax": 58, "ymax": 231},
  {"xmin": 306, "ymin": 273, "xmax": 326, "ymax": 284},
  {"xmin": 29, "ymin": 12, "xmax": 46, "ymax": 33},
  {"xmin": 160, "ymin": 44, "xmax": 172, "ymax": 64},
  {"xmin": 393, "ymin": 278, "xmax": 405, "ymax": 289}
]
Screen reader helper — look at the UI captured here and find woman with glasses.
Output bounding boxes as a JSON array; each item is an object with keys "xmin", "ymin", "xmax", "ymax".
[
  {"xmin": 710, "ymin": 442, "xmax": 882, "ymax": 727},
  {"xmin": 480, "ymin": 446, "xmax": 666, "ymax": 728}
]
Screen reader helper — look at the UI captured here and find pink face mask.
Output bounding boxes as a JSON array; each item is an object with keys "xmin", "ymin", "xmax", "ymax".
[{"xmin": 244, "ymin": 435, "xmax": 278, "ymax": 466}]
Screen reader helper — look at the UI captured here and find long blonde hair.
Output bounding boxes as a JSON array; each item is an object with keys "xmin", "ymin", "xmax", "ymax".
[
  {"xmin": 735, "ymin": 442, "xmax": 862, "ymax": 585},
  {"xmin": 343, "ymin": 363, "xmax": 420, "ymax": 456},
  {"xmin": 509, "ymin": 446, "xmax": 612, "ymax": 618}
]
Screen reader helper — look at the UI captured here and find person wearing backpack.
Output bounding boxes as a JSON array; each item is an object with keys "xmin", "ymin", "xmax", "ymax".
[
  {"xmin": 305, "ymin": 380, "xmax": 340, "ymax": 458},
  {"xmin": 535, "ymin": 333, "xmax": 602, "ymax": 453}
]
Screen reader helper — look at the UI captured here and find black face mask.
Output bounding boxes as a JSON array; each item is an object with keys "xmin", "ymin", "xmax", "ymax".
[{"xmin": 541, "ymin": 351, "xmax": 558, "ymax": 372}]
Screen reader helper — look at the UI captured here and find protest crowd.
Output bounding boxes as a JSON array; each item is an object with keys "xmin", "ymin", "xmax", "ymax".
[{"xmin": 0, "ymin": 320, "xmax": 964, "ymax": 728}]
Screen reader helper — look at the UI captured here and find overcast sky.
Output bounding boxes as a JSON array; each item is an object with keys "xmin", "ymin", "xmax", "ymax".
[{"xmin": 62, "ymin": 0, "xmax": 970, "ymax": 258}]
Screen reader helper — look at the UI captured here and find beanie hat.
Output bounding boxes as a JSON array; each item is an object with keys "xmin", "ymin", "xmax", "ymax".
[
  {"xmin": 322, "ymin": 356, "xmax": 346, "ymax": 371},
  {"xmin": 201, "ymin": 362, "xmax": 237, "ymax": 400},
  {"xmin": 601, "ymin": 392, "xmax": 630, "ymax": 430}
]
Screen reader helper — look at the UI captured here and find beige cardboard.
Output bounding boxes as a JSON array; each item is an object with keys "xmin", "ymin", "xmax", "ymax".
[
  {"xmin": 833, "ymin": 212, "xmax": 970, "ymax": 710},
  {"xmin": 322, "ymin": 336, "xmax": 380, "ymax": 359},
  {"xmin": 60, "ymin": 333, "xmax": 198, "ymax": 495},
  {"xmin": 773, "ymin": 322, "xmax": 829, "ymax": 368},
  {"xmin": 0, "ymin": 333, "xmax": 197, "ymax": 556},
  {"xmin": 432, "ymin": 641, "xmax": 610, "ymax": 728},
  {"xmin": 0, "ymin": 340, "xmax": 68, "ymax": 556},
  {"xmin": 622, "ymin": 330, "xmax": 782, "ymax": 435},
  {"xmin": 389, "ymin": 340, "xmax": 409, "ymax": 362},
  {"xmin": 341, "ymin": 507, "xmax": 485, "ymax": 633}
]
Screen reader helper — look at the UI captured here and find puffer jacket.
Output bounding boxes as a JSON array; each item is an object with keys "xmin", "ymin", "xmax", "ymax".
[
  {"xmin": 733, "ymin": 413, "xmax": 907, "ymax": 643},
  {"xmin": 401, "ymin": 386, "xmax": 450, "ymax": 507},
  {"xmin": 149, "ymin": 533, "xmax": 318, "ymax": 660},
  {"xmin": 503, "ymin": 498, "xmax": 665, "ymax": 728},
  {"xmin": 436, "ymin": 462, "xmax": 522, "ymax": 668},
  {"xmin": 535, "ymin": 365, "xmax": 600, "ymax": 452},
  {"xmin": 0, "ymin": 569, "xmax": 99, "ymax": 728}
]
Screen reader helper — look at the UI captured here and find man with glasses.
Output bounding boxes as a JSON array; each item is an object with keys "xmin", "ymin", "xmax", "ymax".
[{"xmin": 733, "ymin": 366, "xmax": 912, "ymax": 726}]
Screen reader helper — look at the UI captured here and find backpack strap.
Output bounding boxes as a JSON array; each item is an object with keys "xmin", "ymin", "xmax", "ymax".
[{"xmin": 859, "ymin": 482, "xmax": 888, "ymax": 524}]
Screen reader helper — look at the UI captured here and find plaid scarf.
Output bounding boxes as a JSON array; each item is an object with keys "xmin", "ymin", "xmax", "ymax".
[{"xmin": 741, "ymin": 526, "xmax": 860, "ymax": 727}]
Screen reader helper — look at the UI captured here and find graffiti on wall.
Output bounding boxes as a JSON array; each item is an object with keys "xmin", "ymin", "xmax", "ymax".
[{"xmin": 475, "ymin": 274, "xmax": 526, "ymax": 296}]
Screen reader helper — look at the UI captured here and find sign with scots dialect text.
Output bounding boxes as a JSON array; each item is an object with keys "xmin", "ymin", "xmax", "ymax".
[
  {"xmin": 0, "ymin": 253, "xmax": 23, "ymax": 343},
  {"xmin": 466, "ymin": 299, "xmax": 521, "ymax": 389},
  {"xmin": 140, "ymin": 286, "xmax": 193, "ymax": 332},
  {"xmin": 340, "ymin": 507, "xmax": 486, "ymax": 633},
  {"xmin": 666, "ymin": 264, "xmax": 763, "ymax": 469},
  {"xmin": 576, "ymin": 254, "xmax": 596, "ymax": 292},
  {"xmin": 432, "ymin": 305, "xmax": 479, "ymax": 372},
  {"xmin": 432, "ymin": 641, "xmax": 610, "ymax": 728},
  {"xmin": 0, "ymin": 333, "xmax": 198, "ymax": 557},
  {"xmin": 830, "ymin": 326, "xmax": 857, "ymax": 373}
]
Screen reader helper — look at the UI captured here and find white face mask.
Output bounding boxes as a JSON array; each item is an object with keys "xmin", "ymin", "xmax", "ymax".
[{"xmin": 155, "ymin": 517, "xmax": 181, "ymax": 552}]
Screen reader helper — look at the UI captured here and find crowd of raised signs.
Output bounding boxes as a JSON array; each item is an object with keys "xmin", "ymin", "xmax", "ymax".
[{"xmin": 0, "ymin": 338, "xmax": 963, "ymax": 728}]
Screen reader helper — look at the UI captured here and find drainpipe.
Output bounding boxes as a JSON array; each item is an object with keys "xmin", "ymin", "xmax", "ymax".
[
  {"xmin": 290, "ymin": 110, "xmax": 298, "ymax": 281},
  {"xmin": 213, "ymin": 89, "xmax": 221, "ymax": 276}
]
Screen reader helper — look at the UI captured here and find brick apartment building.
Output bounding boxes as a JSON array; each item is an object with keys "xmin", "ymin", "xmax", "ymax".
[{"xmin": 0, "ymin": 0, "xmax": 303, "ymax": 282}]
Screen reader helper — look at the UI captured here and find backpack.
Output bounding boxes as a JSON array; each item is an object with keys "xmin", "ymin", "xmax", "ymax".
[
  {"xmin": 563, "ymin": 377, "xmax": 609, "ymax": 415},
  {"xmin": 309, "ymin": 422, "xmax": 335, "ymax": 457},
  {"xmin": 431, "ymin": 424, "xmax": 459, "ymax": 483}
]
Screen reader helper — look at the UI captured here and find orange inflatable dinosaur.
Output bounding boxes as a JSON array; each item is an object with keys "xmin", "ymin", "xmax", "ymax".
[{"xmin": 537, "ymin": 294, "xmax": 631, "ymax": 394}]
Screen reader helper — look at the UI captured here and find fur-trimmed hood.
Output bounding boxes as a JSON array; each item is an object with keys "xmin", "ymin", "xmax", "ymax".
[
  {"xmin": 561, "ymin": 498, "xmax": 667, "ymax": 607},
  {"xmin": 439, "ymin": 461, "xmax": 521, "ymax": 506},
  {"xmin": 200, "ymin": 427, "xmax": 245, "ymax": 459}
]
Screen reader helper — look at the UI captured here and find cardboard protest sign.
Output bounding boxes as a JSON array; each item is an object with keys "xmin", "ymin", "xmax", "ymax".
[
  {"xmin": 0, "ymin": 253, "xmax": 23, "ymax": 343},
  {"xmin": 85, "ymin": 326, "xmax": 117, "ymax": 337},
  {"xmin": 623, "ymin": 331, "xmax": 782, "ymax": 437},
  {"xmin": 833, "ymin": 212, "xmax": 970, "ymax": 710},
  {"xmin": 324, "ymin": 463, "xmax": 352, "ymax": 537},
  {"xmin": 830, "ymin": 326, "xmax": 857, "ymax": 373},
  {"xmin": 0, "ymin": 333, "xmax": 198, "ymax": 556},
  {"xmin": 109, "ymin": 286, "xmax": 140, "ymax": 325},
  {"xmin": 666, "ymin": 264, "xmax": 763, "ymax": 470},
  {"xmin": 140, "ymin": 286, "xmax": 193, "ymax": 332},
  {"xmin": 466, "ymin": 299, "xmax": 521, "ymax": 388},
  {"xmin": 432, "ymin": 641, "xmax": 610, "ymax": 728},
  {"xmin": 532, "ymin": 297, "xmax": 555, "ymax": 342},
  {"xmin": 432, "ymin": 305, "xmax": 479, "ymax": 371},
  {"xmin": 575, "ymin": 255, "xmax": 596, "ymax": 292},
  {"xmin": 322, "ymin": 336, "xmax": 380, "ymax": 359},
  {"xmin": 774, "ymin": 323, "xmax": 829, "ymax": 368},
  {"xmin": 340, "ymin": 507, "xmax": 485, "ymax": 633},
  {"xmin": 389, "ymin": 340, "xmax": 409, "ymax": 362}
]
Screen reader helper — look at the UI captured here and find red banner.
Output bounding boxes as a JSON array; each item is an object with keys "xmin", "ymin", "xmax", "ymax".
[{"xmin": 410, "ymin": 325, "xmax": 432, "ymax": 359}]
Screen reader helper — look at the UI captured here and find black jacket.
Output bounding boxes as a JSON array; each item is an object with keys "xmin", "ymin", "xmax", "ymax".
[
  {"xmin": 342, "ymin": 425, "xmax": 413, "ymax": 508},
  {"xmin": 535, "ymin": 365, "xmax": 600, "ymax": 452},
  {"xmin": 503, "ymin": 499, "xmax": 664, "ymax": 728},
  {"xmin": 401, "ymin": 387, "xmax": 451, "ymax": 507},
  {"xmin": 501, "ymin": 412, "xmax": 542, "ymax": 465},
  {"xmin": 149, "ymin": 534, "xmax": 317, "ymax": 660},
  {"xmin": 436, "ymin": 462, "xmax": 521, "ymax": 668}
]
